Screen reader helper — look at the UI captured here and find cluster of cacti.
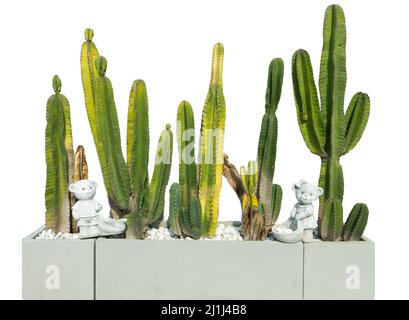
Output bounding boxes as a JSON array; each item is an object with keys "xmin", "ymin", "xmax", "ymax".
[
  {"xmin": 45, "ymin": 75, "xmax": 89, "ymax": 233},
  {"xmin": 80, "ymin": 29, "xmax": 173, "ymax": 239},
  {"xmin": 168, "ymin": 43, "xmax": 226, "ymax": 238},
  {"xmin": 222, "ymin": 59, "xmax": 283, "ymax": 240},
  {"xmin": 291, "ymin": 4, "xmax": 369, "ymax": 241},
  {"xmin": 43, "ymin": 4, "xmax": 370, "ymax": 242}
]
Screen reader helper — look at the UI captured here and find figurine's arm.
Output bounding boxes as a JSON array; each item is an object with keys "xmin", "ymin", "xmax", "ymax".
[
  {"xmin": 290, "ymin": 206, "xmax": 297, "ymax": 218},
  {"xmin": 71, "ymin": 203, "xmax": 80, "ymax": 220},
  {"xmin": 94, "ymin": 201, "xmax": 103, "ymax": 212},
  {"xmin": 295, "ymin": 206, "xmax": 313, "ymax": 219}
]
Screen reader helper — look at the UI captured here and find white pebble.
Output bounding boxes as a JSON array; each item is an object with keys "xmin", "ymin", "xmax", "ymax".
[{"xmin": 35, "ymin": 229, "xmax": 79, "ymax": 240}]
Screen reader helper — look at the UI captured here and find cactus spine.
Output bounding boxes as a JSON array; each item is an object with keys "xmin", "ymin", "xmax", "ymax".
[
  {"xmin": 222, "ymin": 59, "xmax": 283, "ymax": 240},
  {"xmin": 45, "ymin": 75, "xmax": 74, "ymax": 233},
  {"xmin": 198, "ymin": 43, "xmax": 226, "ymax": 237},
  {"xmin": 291, "ymin": 5, "xmax": 370, "ymax": 241}
]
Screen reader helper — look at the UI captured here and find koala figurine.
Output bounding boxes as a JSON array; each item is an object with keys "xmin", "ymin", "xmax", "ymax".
[
  {"xmin": 290, "ymin": 179, "xmax": 323, "ymax": 242},
  {"xmin": 68, "ymin": 179, "xmax": 126, "ymax": 239}
]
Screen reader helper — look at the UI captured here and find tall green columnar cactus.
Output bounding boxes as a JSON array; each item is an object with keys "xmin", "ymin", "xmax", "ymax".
[
  {"xmin": 147, "ymin": 124, "xmax": 174, "ymax": 227},
  {"xmin": 198, "ymin": 43, "xmax": 226, "ymax": 237},
  {"xmin": 257, "ymin": 58, "xmax": 284, "ymax": 234},
  {"xmin": 126, "ymin": 80, "xmax": 150, "ymax": 234},
  {"xmin": 80, "ymin": 28, "xmax": 99, "ymax": 139},
  {"xmin": 94, "ymin": 56, "xmax": 131, "ymax": 218},
  {"xmin": 222, "ymin": 59, "xmax": 283, "ymax": 240},
  {"xmin": 168, "ymin": 101, "xmax": 202, "ymax": 239},
  {"xmin": 125, "ymin": 80, "xmax": 174, "ymax": 234},
  {"xmin": 45, "ymin": 75, "xmax": 74, "ymax": 233},
  {"xmin": 291, "ymin": 4, "xmax": 370, "ymax": 241}
]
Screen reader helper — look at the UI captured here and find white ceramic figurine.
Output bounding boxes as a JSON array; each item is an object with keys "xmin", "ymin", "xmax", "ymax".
[
  {"xmin": 68, "ymin": 179, "xmax": 126, "ymax": 239},
  {"xmin": 272, "ymin": 179, "xmax": 323, "ymax": 243},
  {"xmin": 290, "ymin": 179, "xmax": 323, "ymax": 242}
]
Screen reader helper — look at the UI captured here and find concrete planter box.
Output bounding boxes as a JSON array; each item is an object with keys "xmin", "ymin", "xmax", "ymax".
[
  {"xmin": 22, "ymin": 225, "xmax": 375, "ymax": 300},
  {"xmin": 303, "ymin": 238, "xmax": 375, "ymax": 300},
  {"xmin": 22, "ymin": 226, "xmax": 95, "ymax": 300},
  {"xmin": 95, "ymin": 225, "xmax": 304, "ymax": 300}
]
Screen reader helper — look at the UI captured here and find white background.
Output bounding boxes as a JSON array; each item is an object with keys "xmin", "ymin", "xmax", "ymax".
[{"xmin": 0, "ymin": 0, "xmax": 407, "ymax": 299}]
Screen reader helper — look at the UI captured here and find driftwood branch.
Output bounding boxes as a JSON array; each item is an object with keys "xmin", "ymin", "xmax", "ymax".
[{"xmin": 222, "ymin": 153, "xmax": 245, "ymax": 202}]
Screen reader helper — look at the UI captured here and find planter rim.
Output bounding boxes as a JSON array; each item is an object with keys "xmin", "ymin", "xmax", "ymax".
[
  {"xmin": 23, "ymin": 225, "xmax": 94, "ymax": 242},
  {"xmin": 24, "ymin": 224, "xmax": 374, "ymax": 244},
  {"xmin": 305, "ymin": 236, "xmax": 373, "ymax": 244}
]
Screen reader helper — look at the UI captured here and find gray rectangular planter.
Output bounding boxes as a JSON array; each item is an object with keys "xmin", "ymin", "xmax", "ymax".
[
  {"xmin": 95, "ymin": 228, "xmax": 304, "ymax": 300},
  {"xmin": 22, "ymin": 225, "xmax": 375, "ymax": 300},
  {"xmin": 22, "ymin": 226, "xmax": 95, "ymax": 300},
  {"xmin": 303, "ymin": 238, "xmax": 375, "ymax": 300}
]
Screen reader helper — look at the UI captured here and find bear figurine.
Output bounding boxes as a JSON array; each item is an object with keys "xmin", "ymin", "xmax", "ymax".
[
  {"xmin": 68, "ymin": 179, "xmax": 126, "ymax": 239},
  {"xmin": 290, "ymin": 179, "xmax": 323, "ymax": 242}
]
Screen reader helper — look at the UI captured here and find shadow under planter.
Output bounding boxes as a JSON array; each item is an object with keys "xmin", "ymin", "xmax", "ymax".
[
  {"xmin": 303, "ymin": 238, "xmax": 375, "ymax": 300},
  {"xmin": 22, "ymin": 226, "xmax": 95, "ymax": 300},
  {"xmin": 95, "ymin": 233, "xmax": 304, "ymax": 299}
]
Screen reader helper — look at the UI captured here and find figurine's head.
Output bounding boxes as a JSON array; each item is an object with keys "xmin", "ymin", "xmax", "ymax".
[
  {"xmin": 292, "ymin": 179, "xmax": 323, "ymax": 204},
  {"xmin": 69, "ymin": 179, "xmax": 98, "ymax": 200}
]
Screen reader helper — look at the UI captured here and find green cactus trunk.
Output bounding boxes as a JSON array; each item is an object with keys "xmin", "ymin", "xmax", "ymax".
[
  {"xmin": 168, "ymin": 101, "xmax": 202, "ymax": 239},
  {"xmin": 127, "ymin": 80, "xmax": 150, "ymax": 222},
  {"xmin": 80, "ymin": 28, "xmax": 100, "ymax": 140},
  {"xmin": 147, "ymin": 125, "xmax": 173, "ymax": 227},
  {"xmin": 168, "ymin": 183, "xmax": 182, "ymax": 237},
  {"xmin": 291, "ymin": 4, "xmax": 370, "ymax": 241},
  {"xmin": 94, "ymin": 56, "xmax": 131, "ymax": 216},
  {"xmin": 177, "ymin": 101, "xmax": 197, "ymax": 211},
  {"xmin": 198, "ymin": 43, "xmax": 226, "ymax": 237},
  {"xmin": 221, "ymin": 58, "xmax": 284, "ymax": 240},
  {"xmin": 257, "ymin": 58, "xmax": 284, "ymax": 234},
  {"xmin": 45, "ymin": 75, "xmax": 73, "ymax": 233}
]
